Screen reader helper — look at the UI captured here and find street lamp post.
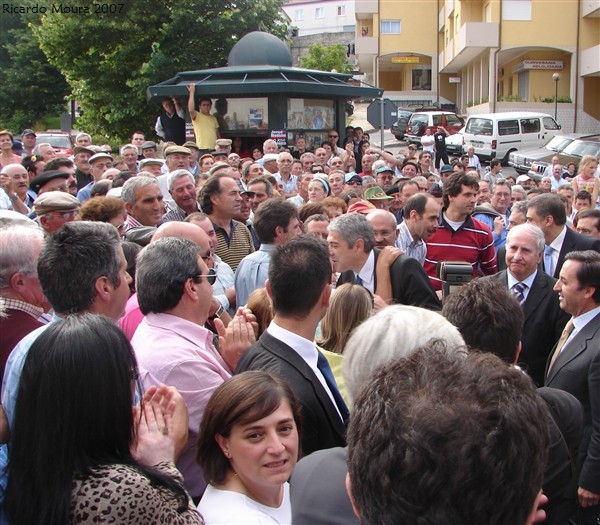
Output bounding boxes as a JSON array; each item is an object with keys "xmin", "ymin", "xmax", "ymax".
[{"xmin": 552, "ymin": 73, "xmax": 560, "ymax": 121}]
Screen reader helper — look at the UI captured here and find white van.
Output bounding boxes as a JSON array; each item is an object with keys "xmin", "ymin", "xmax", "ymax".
[{"xmin": 462, "ymin": 112, "xmax": 561, "ymax": 163}]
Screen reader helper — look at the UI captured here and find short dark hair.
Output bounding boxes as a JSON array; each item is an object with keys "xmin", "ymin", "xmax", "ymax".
[
  {"xmin": 404, "ymin": 192, "xmax": 434, "ymax": 217},
  {"xmin": 577, "ymin": 208, "xmax": 600, "ymax": 230},
  {"xmin": 490, "ymin": 158, "xmax": 501, "ymax": 169},
  {"xmin": 442, "ymin": 278, "xmax": 523, "ymax": 363},
  {"xmin": 42, "ymin": 157, "xmax": 74, "ymax": 171},
  {"xmin": 37, "ymin": 222, "xmax": 122, "ymax": 315},
  {"xmin": 303, "ymin": 214, "xmax": 329, "ymax": 232},
  {"xmin": 347, "ymin": 345, "xmax": 548, "ymax": 525},
  {"xmin": 268, "ymin": 236, "xmax": 331, "ymax": 318},
  {"xmin": 298, "ymin": 202, "xmax": 326, "ymax": 223},
  {"xmin": 528, "ymin": 193, "xmax": 567, "ymax": 226},
  {"xmin": 253, "ymin": 199, "xmax": 299, "ymax": 244},
  {"xmin": 197, "ymin": 371, "xmax": 302, "ymax": 485},
  {"xmin": 575, "ymin": 190, "xmax": 592, "ymax": 204},
  {"xmin": 564, "ymin": 250, "xmax": 600, "ymax": 303},
  {"xmin": 442, "ymin": 172, "xmax": 479, "ymax": 208},
  {"xmin": 247, "ymin": 176, "xmax": 274, "ymax": 197},
  {"xmin": 198, "ymin": 96, "xmax": 212, "ymax": 105},
  {"xmin": 136, "ymin": 237, "xmax": 201, "ymax": 315},
  {"xmin": 198, "ymin": 173, "xmax": 230, "ymax": 215}
]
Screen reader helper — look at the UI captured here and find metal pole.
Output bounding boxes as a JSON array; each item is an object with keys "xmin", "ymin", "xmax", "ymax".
[
  {"xmin": 552, "ymin": 73, "xmax": 560, "ymax": 121},
  {"xmin": 380, "ymin": 97, "xmax": 385, "ymax": 150}
]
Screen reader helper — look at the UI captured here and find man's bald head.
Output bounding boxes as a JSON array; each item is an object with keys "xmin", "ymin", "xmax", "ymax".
[{"xmin": 152, "ymin": 221, "xmax": 210, "ymax": 254}]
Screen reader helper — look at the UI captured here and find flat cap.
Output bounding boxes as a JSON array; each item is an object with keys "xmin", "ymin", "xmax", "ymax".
[
  {"xmin": 164, "ymin": 145, "xmax": 192, "ymax": 156},
  {"xmin": 29, "ymin": 170, "xmax": 69, "ymax": 193},
  {"xmin": 34, "ymin": 191, "xmax": 80, "ymax": 215}
]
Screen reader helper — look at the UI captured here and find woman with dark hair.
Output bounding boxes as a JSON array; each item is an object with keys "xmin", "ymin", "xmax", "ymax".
[
  {"xmin": 4, "ymin": 314, "xmax": 203, "ymax": 525},
  {"xmin": 197, "ymin": 371, "xmax": 302, "ymax": 524},
  {"xmin": 77, "ymin": 196, "xmax": 127, "ymax": 235},
  {"xmin": 251, "ymin": 146, "xmax": 263, "ymax": 161}
]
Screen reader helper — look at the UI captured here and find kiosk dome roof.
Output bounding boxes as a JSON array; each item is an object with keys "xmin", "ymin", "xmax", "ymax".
[{"xmin": 228, "ymin": 31, "xmax": 292, "ymax": 67}]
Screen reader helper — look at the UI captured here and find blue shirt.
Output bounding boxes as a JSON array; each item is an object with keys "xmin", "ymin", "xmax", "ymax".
[{"xmin": 234, "ymin": 244, "xmax": 276, "ymax": 307}]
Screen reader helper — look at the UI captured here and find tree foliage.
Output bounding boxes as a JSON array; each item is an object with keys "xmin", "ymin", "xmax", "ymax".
[
  {"xmin": 33, "ymin": 0, "xmax": 288, "ymax": 141},
  {"xmin": 0, "ymin": 9, "xmax": 69, "ymax": 132},
  {"xmin": 300, "ymin": 43, "xmax": 353, "ymax": 75}
]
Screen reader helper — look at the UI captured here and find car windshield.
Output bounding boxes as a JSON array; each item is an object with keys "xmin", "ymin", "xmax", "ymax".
[
  {"xmin": 545, "ymin": 136, "xmax": 574, "ymax": 152},
  {"xmin": 38, "ymin": 135, "xmax": 72, "ymax": 148},
  {"xmin": 465, "ymin": 118, "xmax": 492, "ymax": 136},
  {"xmin": 561, "ymin": 140, "xmax": 600, "ymax": 158}
]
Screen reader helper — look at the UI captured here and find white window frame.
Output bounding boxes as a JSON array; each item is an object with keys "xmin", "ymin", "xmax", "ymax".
[
  {"xmin": 337, "ymin": 5, "xmax": 346, "ymax": 16},
  {"xmin": 380, "ymin": 20, "xmax": 401, "ymax": 34},
  {"xmin": 315, "ymin": 7, "xmax": 325, "ymax": 19},
  {"xmin": 294, "ymin": 9, "xmax": 304, "ymax": 21}
]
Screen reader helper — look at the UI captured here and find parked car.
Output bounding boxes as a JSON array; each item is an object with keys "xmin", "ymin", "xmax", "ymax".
[
  {"xmin": 404, "ymin": 111, "xmax": 463, "ymax": 146},
  {"xmin": 446, "ymin": 126, "xmax": 465, "ymax": 156},
  {"xmin": 462, "ymin": 112, "xmax": 561, "ymax": 164},
  {"xmin": 528, "ymin": 136, "xmax": 600, "ymax": 177},
  {"xmin": 390, "ymin": 106, "xmax": 438, "ymax": 141},
  {"xmin": 508, "ymin": 134, "xmax": 586, "ymax": 173},
  {"xmin": 35, "ymin": 132, "xmax": 74, "ymax": 157}
]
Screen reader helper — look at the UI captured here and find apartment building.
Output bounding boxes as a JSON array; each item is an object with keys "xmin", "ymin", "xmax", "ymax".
[{"xmin": 355, "ymin": 0, "xmax": 600, "ymax": 132}]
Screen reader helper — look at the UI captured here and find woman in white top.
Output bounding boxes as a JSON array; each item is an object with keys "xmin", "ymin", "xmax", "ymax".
[{"xmin": 197, "ymin": 371, "xmax": 302, "ymax": 525}]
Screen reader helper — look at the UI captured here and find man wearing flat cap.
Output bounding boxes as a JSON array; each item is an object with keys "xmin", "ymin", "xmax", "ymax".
[
  {"xmin": 34, "ymin": 191, "xmax": 80, "ymax": 234},
  {"xmin": 20, "ymin": 129, "xmax": 36, "ymax": 156},
  {"xmin": 72, "ymin": 146, "xmax": 95, "ymax": 190},
  {"xmin": 29, "ymin": 170, "xmax": 70, "ymax": 196},
  {"xmin": 140, "ymin": 141, "xmax": 158, "ymax": 159},
  {"xmin": 77, "ymin": 152, "xmax": 113, "ymax": 203}
]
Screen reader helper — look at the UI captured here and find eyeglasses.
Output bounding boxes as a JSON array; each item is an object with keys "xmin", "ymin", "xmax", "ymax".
[
  {"xmin": 192, "ymin": 267, "xmax": 217, "ymax": 285},
  {"xmin": 328, "ymin": 135, "xmax": 338, "ymax": 138},
  {"xmin": 45, "ymin": 210, "xmax": 78, "ymax": 220}
]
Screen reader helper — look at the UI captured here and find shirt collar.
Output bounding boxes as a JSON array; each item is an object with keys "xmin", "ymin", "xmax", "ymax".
[
  {"xmin": 267, "ymin": 320, "xmax": 318, "ymax": 367},
  {"xmin": 357, "ymin": 250, "xmax": 375, "ymax": 291},
  {"xmin": 549, "ymin": 226, "xmax": 567, "ymax": 252},
  {"xmin": 507, "ymin": 269, "xmax": 537, "ymax": 290},
  {"xmin": 572, "ymin": 305, "xmax": 600, "ymax": 331}
]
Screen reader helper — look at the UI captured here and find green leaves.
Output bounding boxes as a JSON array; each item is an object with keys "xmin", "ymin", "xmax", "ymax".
[{"xmin": 300, "ymin": 43, "xmax": 353, "ymax": 75}]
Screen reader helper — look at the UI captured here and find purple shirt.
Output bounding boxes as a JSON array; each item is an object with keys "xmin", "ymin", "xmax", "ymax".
[{"xmin": 131, "ymin": 312, "xmax": 232, "ymax": 498}]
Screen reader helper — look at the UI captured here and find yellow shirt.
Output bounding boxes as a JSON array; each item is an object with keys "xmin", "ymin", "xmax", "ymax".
[
  {"xmin": 318, "ymin": 347, "xmax": 348, "ymax": 407},
  {"xmin": 191, "ymin": 112, "xmax": 218, "ymax": 149}
]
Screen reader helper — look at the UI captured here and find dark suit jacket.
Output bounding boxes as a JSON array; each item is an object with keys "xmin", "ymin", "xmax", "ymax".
[
  {"xmin": 551, "ymin": 228, "xmax": 600, "ymax": 279},
  {"xmin": 545, "ymin": 311, "xmax": 600, "ymax": 493},
  {"xmin": 539, "ymin": 387, "xmax": 584, "ymax": 525},
  {"xmin": 337, "ymin": 249, "xmax": 441, "ymax": 311},
  {"xmin": 489, "ymin": 270, "xmax": 569, "ymax": 386},
  {"xmin": 235, "ymin": 331, "xmax": 346, "ymax": 456}
]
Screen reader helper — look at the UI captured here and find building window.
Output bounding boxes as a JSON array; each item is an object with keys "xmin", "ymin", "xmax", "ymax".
[
  {"xmin": 381, "ymin": 20, "xmax": 401, "ymax": 34},
  {"xmin": 294, "ymin": 9, "xmax": 303, "ymax": 21},
  {"xmin": 337, "ymin": 5, "xmax": 346, "ymax": 16},
  {"xmin": 502, "ymin": 0, "xmax": 532, "ymax": 20},
  {"xmin": 315, "ymin": 7, "xmax": 325, "ymax": 19}
]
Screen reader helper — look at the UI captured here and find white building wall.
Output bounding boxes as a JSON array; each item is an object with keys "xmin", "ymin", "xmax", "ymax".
[{"xmin": 284, "ymin": 0, "xmax": 356, "ymax": 36}]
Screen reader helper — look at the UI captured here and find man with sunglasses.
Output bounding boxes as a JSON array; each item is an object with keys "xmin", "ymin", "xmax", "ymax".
[
  {"xmin": 327, "ymin": 130, "xmax": 344, "ymax": 156},
  {"xmin": 132, "ymin": 232, "xmax": 256, "ymax": 501}
]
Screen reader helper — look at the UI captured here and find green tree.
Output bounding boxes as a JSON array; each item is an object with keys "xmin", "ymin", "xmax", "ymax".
[
  {"xmin": 0, "ymin": 10, "xmax": 69, "ymax": 132},
  {"xmin": 34, "ymin": 0, "xmax": 288, "ymax": 141},
  {"xmin": 300, "ymin": 43, "xmax": 353, "ymax": 74}
]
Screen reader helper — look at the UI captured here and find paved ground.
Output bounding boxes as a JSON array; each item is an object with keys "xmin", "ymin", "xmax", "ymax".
[{"xmin": 347, "ymin": 101, "xmax": 519, "ymax": 178}]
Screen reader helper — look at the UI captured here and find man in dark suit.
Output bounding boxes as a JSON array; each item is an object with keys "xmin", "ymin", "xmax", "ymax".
[
  {"xmin": 526, "ymin": 193, "xmax": 600, "ymax": 279},
  {"xmin": 235, "ymin": 236, "xmax": 347, "ymax": 456},
  {"xmin": 328, "ymin": 212, "xmax": 441, "ymax": 311},
  {"xmin": 545, "ymin": 250, "xmax": 600, "ymax": 524},
  {"xmin": 487, "ymin": 223, "xmax": 569, "ymax": 385}
]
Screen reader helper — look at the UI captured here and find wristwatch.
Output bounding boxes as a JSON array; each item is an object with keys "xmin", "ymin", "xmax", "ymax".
[{"xmin": 214, "ymin": 305, "xmax": 225, "ymax": 318}]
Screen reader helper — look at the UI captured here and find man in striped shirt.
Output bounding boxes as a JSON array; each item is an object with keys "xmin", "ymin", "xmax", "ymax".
[{"xmin": 424, "ymin": 172, "xmax": 497, "ymax": 291}]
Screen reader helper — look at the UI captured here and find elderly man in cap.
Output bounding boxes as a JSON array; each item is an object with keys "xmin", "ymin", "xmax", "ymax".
[
  {"xmin": 364, "ymin": 186, "xmax": 393, "ymax": 210},
  {"xmin": 20, "ymin": 130, "xmax": 36, "ymax": 156},
  {"xmin": 139, "ymin": 158, "xmax": 163, "ymax": 177},
  {"xmin": 344, "ymin": 172, "xmax": 363, "ymax": 196},
  {"xmin": 374, "ymin": 165, "xmax": 395, "ymax": 191},
  {"xmin": 158, "ymin": 145, "xmax": 193, "ymax": 208},
  {"xmin": 183, "ymin": 141, "xmax": 201, "ymax": 177},
  {"xmin": 163, "ymin": 170, "xmax": 201, "ymax": 223},
  {"xmin": 34, "ymin": 192, "xmax": 80, "ymax": 234},
  {"xmin": 72, "ymin": 146, "xmax": 94, "ymax": 190},
  {"xmin": 76, "ymin": 152, "xmax": 113, "ymax": 202},
  {"xmin": 29, "ymin": 169, "xmax": 70, "ymax": 198},
  {"xmin": 215, "ymin": 138, "xmax": 232, "ymax": 154},
  {"xmin": 140, "ymin": 140, "xmax": 158, "ymax": 159},
  {"xmin": 42, "ymin": 157, "xmax": 78, "ymax": 197}
]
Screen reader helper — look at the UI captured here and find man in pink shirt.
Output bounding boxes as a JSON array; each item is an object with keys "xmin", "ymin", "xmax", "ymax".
[{"xmin": 131, "ymin": 235, "xmax": 255, "ymax": 501}]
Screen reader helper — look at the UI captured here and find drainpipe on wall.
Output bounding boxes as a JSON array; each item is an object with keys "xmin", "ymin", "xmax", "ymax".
[
  {"xmin": 573, "ymin": 0, "xmax": 580, "ymax": 132},
  {"xmin": 491, "ymin": 0, "xmax": 502, "ymax": 113}
]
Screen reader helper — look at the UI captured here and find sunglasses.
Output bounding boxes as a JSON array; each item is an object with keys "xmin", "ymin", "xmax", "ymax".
[
  {"xmin": 328, "ymin": 135, "xmax": 338, "ymax": 138},
  {"xmin": 346, "ymin": 181, "xmax": 362, "ymax": 186},
  {"xmin": 193, "ymin": 267, "xmax": 217, "ymax": 285}
]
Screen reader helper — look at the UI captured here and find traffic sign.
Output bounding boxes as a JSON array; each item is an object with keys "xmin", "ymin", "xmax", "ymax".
[{"xmin": 367, "ymin": 99, "xmax": 397, "ymax": 129}]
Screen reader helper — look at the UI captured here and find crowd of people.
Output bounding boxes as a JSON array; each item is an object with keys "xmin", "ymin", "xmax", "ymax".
[{"xmin": 0, "ymin": 108, "xmax": 599, "ymax": 525}]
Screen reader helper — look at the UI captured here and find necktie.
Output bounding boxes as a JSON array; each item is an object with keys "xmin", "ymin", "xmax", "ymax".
[
  {"xmin": 544, "ymin": 246, "xmax": 554, "ymax": 276},
  {"xmin": 317, "ymin": 351, "xmax": 349, "ymax": 425},
  {"xmin": 547, "ymin": 319, "xmax": 574, "ymax": 374},
  {"xmin": 355, "ymin": 274, "xmax": 363, "ymax": 286},
  {"xmin": 511, "ymin": 282, "xmax": 527, "ymax": 305}
]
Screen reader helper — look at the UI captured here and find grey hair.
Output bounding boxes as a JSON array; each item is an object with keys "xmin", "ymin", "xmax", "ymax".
[
  {"xmin": 511, "ymin": 185, "xmax": 527, "ymax": 200},
  {"xmin": 0, "ymin": 227, "xmax": 44, "ymax": 288},
  {"xmin": 121, "ymin": 176, "xmax": 159, "ymax": 205},
  {"xmin": 506, "ymin": 223, "xmax": 545, "ymax": 254},
  {"xmin": 119, "ymin": 143, "xmax": 137, "ymax": 155},
  {"xmin": 491, "ymin": 179, "xmax": 512, "ymax": 193},
  {"xmin": 300, "ymin": 152, "xmax": 316, "ymax": 162},
  {"xmin": 32, "ymin": 143, "xmax": 52, "ymax": 155},
  {"xmin": 136, "ymin": 237, "xmax": 201, "ymax": 315},
  {"xmin": 247, "ymin": 177, "xmax": 274, "ymax": 197},
  {"xmin": 167, "ymin": 169, "xmax": 195, "ymax": 191},
  {"xmin": 511, "ymin": 200, "xmax": 528, "ymax": 216},
  {"xmin": 343, "ymin": 305, "xmax": 465, "ymax": 405},
  {"xmin": 328, "ymin": 213, "xmax": 375, "ymax": 252},
  {"xmin": 75, "ymin": 132, "xmax": 91, "ymax": 142}
]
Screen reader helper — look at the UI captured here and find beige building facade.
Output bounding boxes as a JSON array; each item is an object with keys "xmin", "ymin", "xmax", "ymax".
[{"xmin": 355, "ymin": 0, "xmax": 600, "ymax": 133}]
